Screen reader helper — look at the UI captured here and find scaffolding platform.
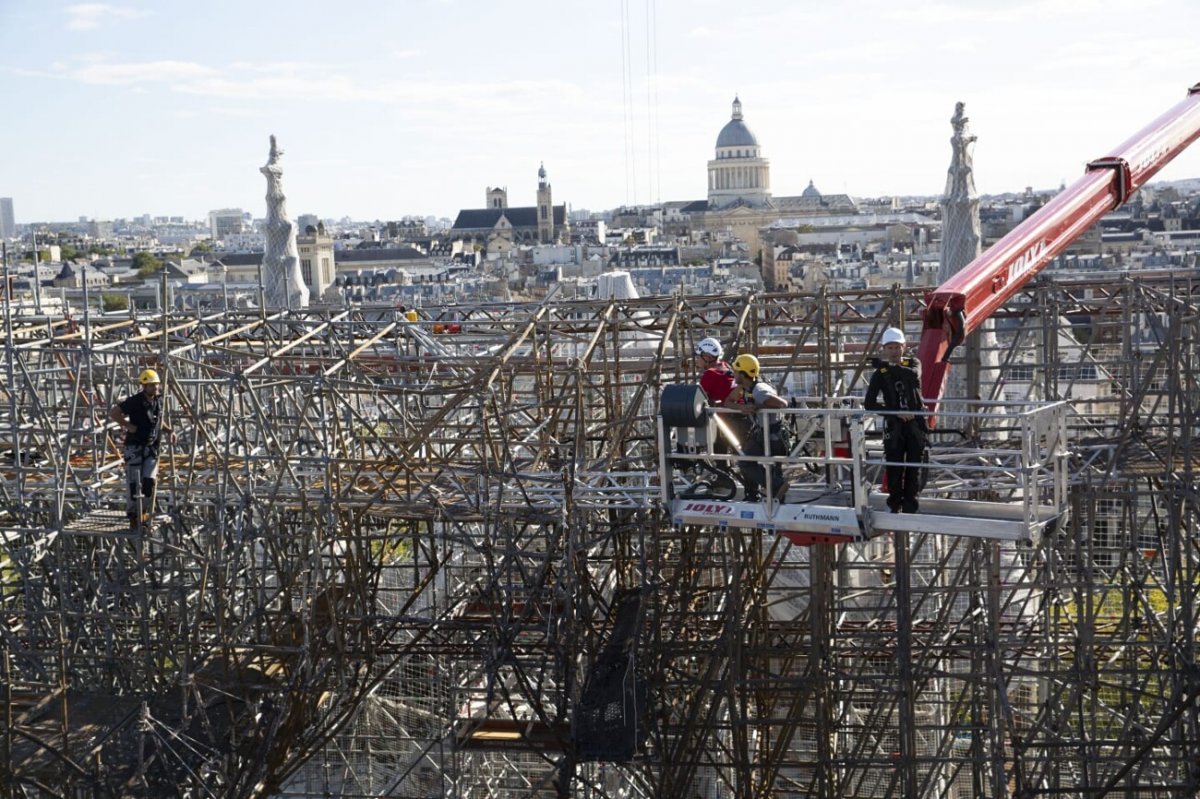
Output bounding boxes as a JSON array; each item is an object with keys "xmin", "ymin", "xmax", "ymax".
[{"xmin": 864, "ymin": 492, "xmax": 1062, "ymax": 542}]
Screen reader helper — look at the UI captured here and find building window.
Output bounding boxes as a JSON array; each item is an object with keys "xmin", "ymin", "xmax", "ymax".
[
  {"xmin": 1006, "ymin": 365, "xmax": 1035, "ymax": 381},
  {"xmin": 1057, "ymin": 364, "xmax": 1098, "ymax": 381},
  {"xmin": 301, "ymin": 259, "xmax": 312, "ymax": 285}
]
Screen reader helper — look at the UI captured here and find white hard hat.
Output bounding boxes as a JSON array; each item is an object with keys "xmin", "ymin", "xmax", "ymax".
[
  {"xmin": 881, "ymin": 327, "xmax": 906, "ymax": 346},
  {"xmin": 695, "ymin": 337, "xmax": 723, "ymax": 359}
]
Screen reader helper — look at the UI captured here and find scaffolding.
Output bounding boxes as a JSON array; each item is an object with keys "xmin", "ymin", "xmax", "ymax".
[{"xmin": 1, "ymin": 273, "xmax": 1199, "ymax": 798}]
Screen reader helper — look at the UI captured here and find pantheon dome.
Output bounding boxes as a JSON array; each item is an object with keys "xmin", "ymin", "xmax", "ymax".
[{"xmin": 708, "ymin": 97, "xmax": 771, "ymax": 209}]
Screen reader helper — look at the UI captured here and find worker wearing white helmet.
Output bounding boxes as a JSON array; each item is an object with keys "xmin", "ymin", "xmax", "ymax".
[
  {"xmin": 695, "ymin": 336, "xmax": 723, "ymax": 361},
  {"xmin": 108, "ymin": 368, "xmax": 175, "ymax": 530},
  {"xmin": 864, "ymin": 326, "xmax": 927, "ymax": 513},
  {"xmin": 694, "ymin": 337, "xmax": 735, "ymax": 405}
]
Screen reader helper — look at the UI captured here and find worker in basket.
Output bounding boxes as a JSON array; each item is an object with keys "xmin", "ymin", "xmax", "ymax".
[
  {"xmin": 730, "ymin": 354, "xmax": 790, "ymax": 503},
  {"xmin": 864, "ymin": 327, "xmax": 927, "ymax": 513},
  {"xmin": 694, "ymin": 335, "xmax": 741, "ymax": 450},
  {"xmin": 109, "ymin": 368, "xmax": 175, "ymax": 530},
  {"xmin": 669, "ymin": 337, "xmax": 741, "ymax": 501},
  {"xmin": 694, "ymin": 337, "xmax": 736, "ymax": 406}
]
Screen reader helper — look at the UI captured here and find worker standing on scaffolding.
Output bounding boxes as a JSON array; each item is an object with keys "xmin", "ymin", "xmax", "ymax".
[
  {"xmin": 864, "ymin": 327, "xmax": 926, "ymax": 513},
  {"xmin": 108, "ymin": 369, "xmax": 174, "ymax": 530}
]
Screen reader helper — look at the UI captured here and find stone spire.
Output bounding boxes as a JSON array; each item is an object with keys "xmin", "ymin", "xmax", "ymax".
[
  {"xmin": 259, "ymin": 135, "xmax": 309, "ymax": 309},
  {"xmin": 939, "ymin": 102, "xmax": 981, "ymax": 283},
  {"xmin": 938, "ymin": 103, "xmax": 998, "ymax": 405}
]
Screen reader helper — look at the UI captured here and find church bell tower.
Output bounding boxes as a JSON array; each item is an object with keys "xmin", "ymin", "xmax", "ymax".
[
  {"xmin": 536, "ymin": 162, "xmax": 554, "ymax": 243},
  {"xmin": 486, "ymin": 186, "xmax": 508, "ymax": 209}
]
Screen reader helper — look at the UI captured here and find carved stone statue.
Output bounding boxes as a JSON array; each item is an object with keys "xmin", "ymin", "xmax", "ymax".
[{"xmin": 260, "ymin": 135, "xmax": 309, "ymax": 309}]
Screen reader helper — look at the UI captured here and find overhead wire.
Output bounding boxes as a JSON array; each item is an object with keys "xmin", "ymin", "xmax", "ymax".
[
  {"xmin": 644, "ymin": 0, "xmax": 660, "ymax": 205},
  {"xmin": 619, "ymin": 0, "xmax": 637, "ymax": 207},
  {"xmin": 620, "ymin": 0, "xmax": 663, "ymax": 209}
]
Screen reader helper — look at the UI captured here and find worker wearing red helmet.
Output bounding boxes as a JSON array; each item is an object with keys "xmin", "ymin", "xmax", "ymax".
[
  {"xmin": 864, "ymin": 327, "xmax": 927, "ymax": 513},
  {"xmin": 108, "ymin": 368, "xmax": 175, "ymax": 530}
]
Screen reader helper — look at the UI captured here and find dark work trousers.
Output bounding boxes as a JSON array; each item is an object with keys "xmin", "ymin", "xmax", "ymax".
[
  {"xmin": 884, "ymin": 420, "xmax": 925, "ymax": 505},
  {"xmin": 740, "ymin": 424, "xmax": 787, "ymax": 501},
  {"xmin": 124, "ymin": 444, "xmax": 159, "ymax": 519}
]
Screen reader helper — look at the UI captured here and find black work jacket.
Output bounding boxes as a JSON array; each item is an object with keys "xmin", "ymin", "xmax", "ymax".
[
  {"xmin": 119, "ymin": 391, "xmax": 164, "ymax": 448},
  {"xmin": 864, "ymin": 358, "xmax": 926, "ymax": 431}
]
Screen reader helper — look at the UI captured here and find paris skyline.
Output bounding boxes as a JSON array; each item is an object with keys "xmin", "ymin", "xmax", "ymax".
[{"xmin": 3, "ymin": 0, "xmax": 1200, "ymax": 223}]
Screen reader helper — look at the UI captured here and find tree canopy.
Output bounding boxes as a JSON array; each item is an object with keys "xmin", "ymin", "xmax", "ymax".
[
  {"xmin": 101, "ymin": 293, "xmax": 129, "ymax": 312},
  {"xmin": 131, "ymin": 251, "xmax": 161, "ymax": 277}
]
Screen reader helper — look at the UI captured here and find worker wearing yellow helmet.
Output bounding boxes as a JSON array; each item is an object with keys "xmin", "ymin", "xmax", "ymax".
[
  {"xmin": 729, "ymin": 353, "xmax": 789, "ymax": 503},
  {"xmin": 108, "ymin": 367, "xmax": 175, "ymax": 530}
]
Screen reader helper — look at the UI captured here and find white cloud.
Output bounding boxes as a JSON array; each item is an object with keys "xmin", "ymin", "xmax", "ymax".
[
  {"xmin": 177, "ymin": 74, "xmax": 373, "ymax": 102},
  {"xmin": 0, "ymin": 65, "xmax": 59, "ymax": 80},
  {"xmin": 65, "ymin": 4, "xmax": 147, "ymax": 31},
  {"xmin": 229, "ymin": 61, "xmax": 327, "ymax": 75},
  {"xmin": 73, "ymin": 60, "xmax": 216, "ymax": 85},
  {"xmin": 60, "ymin": 57, "xmax": 585, "ymax": 115},
  {"xmin": 207, "ymin": 106, "xmax": 269, "ymax": 119}
]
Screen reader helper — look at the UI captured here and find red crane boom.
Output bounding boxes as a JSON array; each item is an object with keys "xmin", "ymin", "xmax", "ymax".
[{"xmin": 918, "ymin": 82, "xmax": 1200, "ymax": 417}]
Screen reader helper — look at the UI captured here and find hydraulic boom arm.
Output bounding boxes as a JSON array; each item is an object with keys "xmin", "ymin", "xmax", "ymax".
[{"xmin": 918, "ymin": 82, "xmax": 1200, "ymax": 418}]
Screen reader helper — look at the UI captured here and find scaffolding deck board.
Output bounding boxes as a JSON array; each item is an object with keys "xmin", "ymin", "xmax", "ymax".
[{"xmin": 866, "ymin": 493, "xmax": 1060, "ymax": 543}]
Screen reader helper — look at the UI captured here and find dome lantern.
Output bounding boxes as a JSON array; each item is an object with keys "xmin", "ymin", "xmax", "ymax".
[{"xmin": 716, "ymin": 96, "xmax": 760, "ymax": 149}]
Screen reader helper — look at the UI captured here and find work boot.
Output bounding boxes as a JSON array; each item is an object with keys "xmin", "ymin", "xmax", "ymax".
[
  {"xmin": 887, "ymin": 495, "xmax": 902, "ymax": 513},
  {"xmin": 902, "ymin": 498, "xmax": 920, "ymax": 514}
]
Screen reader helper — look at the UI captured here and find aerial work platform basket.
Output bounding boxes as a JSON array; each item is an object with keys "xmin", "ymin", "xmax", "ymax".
[{"xmin": 657, "ymin": 386, "xmax": 1070, "ymax": 546}]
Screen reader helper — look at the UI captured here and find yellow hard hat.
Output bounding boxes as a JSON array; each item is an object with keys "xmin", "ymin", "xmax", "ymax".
[
  {"xmin": 731, "ymin": 353, "xmax": 760, "ymax": 380},
  {"xmin": 139, "ymin": 368, "xmax": 161, "ymax": 385}
]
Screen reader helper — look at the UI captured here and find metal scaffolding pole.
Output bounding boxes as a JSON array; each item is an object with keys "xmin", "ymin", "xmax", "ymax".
[{"xmin": 0, "ymin": 279, "xmax": 1198, "ymax": 797}]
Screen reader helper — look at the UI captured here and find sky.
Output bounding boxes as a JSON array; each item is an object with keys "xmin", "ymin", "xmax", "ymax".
[{"xmin": 3, "ymin": 0, "xmax": 1200, "ymax": 224}]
